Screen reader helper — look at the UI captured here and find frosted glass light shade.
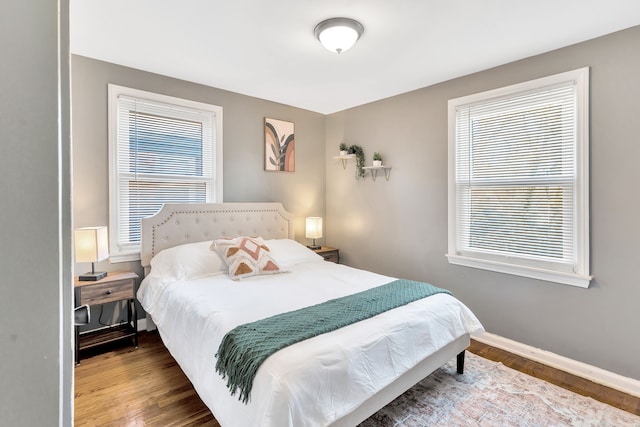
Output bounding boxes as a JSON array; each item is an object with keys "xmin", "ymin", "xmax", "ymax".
[
  {"xmin": 75, "ymin": 226, "xmax": 109, "ymax": 263},
  {"xmin": 314, "ymin": 18, "xmax": 364, "ymax": 54},
  {"xmin": 305, "ymin": 217, "xmax": 323, "ymax": 239}
]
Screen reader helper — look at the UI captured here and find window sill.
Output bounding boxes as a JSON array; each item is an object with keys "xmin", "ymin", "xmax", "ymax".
[
  {"xmin": 446, "ymin": 254, "xmax": 592, "ymax": 288},
  {"xmin": 109, "ymin": 252, "xmax": 141, "ymax": 263}
]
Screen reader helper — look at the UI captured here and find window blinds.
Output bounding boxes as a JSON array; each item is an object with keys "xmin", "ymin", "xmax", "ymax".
[
  {"xmin": 115, "ymin": 95, "xmax": 216, "ymax": 250},
  {"xmin": 454, "ymin": 84, "xmax": 576, "ymax": 270}
]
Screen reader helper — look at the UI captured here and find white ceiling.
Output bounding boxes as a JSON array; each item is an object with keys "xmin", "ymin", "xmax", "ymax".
[{"xmin": 71, "ymin": 1, "xmax": 640, "ymax": 115}]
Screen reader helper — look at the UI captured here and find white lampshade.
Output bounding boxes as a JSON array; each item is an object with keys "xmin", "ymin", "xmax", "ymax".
[
  {"xmin": 314, "ymin": 18, "xmax": 364, "ymax": 54},
  {"xmin": 305, "ymin": 217, "xmax": 323, "ymax": 239},
  {"xmin": 75, "ymin": 226, "xmax": 109, "ymax": 263}
]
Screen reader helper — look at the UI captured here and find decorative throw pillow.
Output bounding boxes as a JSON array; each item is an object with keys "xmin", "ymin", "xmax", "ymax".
[{"xmin": 212, "ymin": 236, "xmax": 284, "ymax": 280}]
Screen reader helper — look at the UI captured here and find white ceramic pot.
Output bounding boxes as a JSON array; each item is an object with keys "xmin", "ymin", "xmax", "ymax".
[
  {"xmin": 373, "ymin": 160, "xmax": 382, "ymax": 167},
  {"xmin": 340, "ymin": 150, "xmax": 348, "ymax": 156}
]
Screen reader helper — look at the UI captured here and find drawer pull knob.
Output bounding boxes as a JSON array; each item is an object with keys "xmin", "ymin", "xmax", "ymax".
[{"xmin": 105, "ymin": 290, "xmax": 112, "ymax": 295}]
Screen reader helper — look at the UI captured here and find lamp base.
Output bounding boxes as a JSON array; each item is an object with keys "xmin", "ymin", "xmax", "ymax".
[
  {"xmin": 307, "ymin": 245, "xmax": 322, "ymax": 250},
  {"xmin": 78, "ymin": 271, "xmax": 107, "ymax": 281}
]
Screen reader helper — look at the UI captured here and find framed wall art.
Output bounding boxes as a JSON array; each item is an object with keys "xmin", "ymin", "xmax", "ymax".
[{"xmin": 264, "ymin": 117, "xmax": 295, "ymax": 172}]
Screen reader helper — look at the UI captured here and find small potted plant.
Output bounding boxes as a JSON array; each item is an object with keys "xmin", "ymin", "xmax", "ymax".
[
  {"xmin": 339, "ymin": 142, "xmax": 348, "ymax": 157},
  {"xmin": 349, "ymin": 144, "xmax": 365, "ymax": 179},
  {"xmin": 372, "ymin": 152, "xmax": 382, "ymax": 167}
]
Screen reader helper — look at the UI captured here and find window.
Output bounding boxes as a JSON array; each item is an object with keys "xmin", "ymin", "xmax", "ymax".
[
  {"xmin": 447, "ymin": 68, "xmax": 591, "ymax": 287},
  {"xmin": 108, "ymin": 85, "xmax": 223, "ymax": 261}
]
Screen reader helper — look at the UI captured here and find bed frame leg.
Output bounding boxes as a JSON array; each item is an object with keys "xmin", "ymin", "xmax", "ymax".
[{"xmin": 456, "ymin": 350, "xmax": 465, "ymax": 374}]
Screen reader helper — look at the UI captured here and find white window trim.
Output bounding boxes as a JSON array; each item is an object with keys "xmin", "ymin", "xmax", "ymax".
[
  {"xmin": 447, "ymin": 68, "xmax": 591, "ymax": 288},
  {"xmin": 108, "ymin": 84, "xmax": 223, "ymax": 262}
]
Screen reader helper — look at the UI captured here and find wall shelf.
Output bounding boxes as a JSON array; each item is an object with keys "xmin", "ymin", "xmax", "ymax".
[
  {"xmin": 334, "ymin": 154, "xmax": 356, "ymax": 169},
  {"xmin": 362, "ymin": 165, "xmax": 392, "ymax": 181}
]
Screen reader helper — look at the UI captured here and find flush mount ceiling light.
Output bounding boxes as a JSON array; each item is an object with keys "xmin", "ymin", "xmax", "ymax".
[{"xmin": 314, "ymin": 17, "xmax": 364, "ymax": 54}]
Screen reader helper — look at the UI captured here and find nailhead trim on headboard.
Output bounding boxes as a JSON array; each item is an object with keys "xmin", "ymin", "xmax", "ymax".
[{"xmin": 140, "ymin": 203, "xmax": 293, "ymax": 268}]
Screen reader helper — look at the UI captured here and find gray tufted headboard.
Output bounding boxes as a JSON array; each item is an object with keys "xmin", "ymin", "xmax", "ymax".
[{"xmin": 140, "ymin": 202, "xmax": 294, "ymax": 270}]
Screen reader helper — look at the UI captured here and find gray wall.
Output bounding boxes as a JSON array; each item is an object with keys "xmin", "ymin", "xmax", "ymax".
[
  {"xmin": 0, "ymin": 0, "xmax": 73, "ymax": 425},
  {"xmin": 72, "ymin": 56, "xmax": 326, "ymax": 325},
  {"xmin": 326, "ymin": 26, "xmax": 640, "ymax": 379},
  {"xmin": 72, "ymin": 27, "xmax": 639, "ymax": 383}
]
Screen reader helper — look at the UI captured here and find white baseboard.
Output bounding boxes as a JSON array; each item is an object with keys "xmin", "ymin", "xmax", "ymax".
[
  {"xmin": 137, "ymin": 317, "xmax": 147, "ymax": 332},
  {"xmin": 137, "ymin": 315, "xmax": 157, "ymax": 331},
  {"xmin": 474, "ymin": 332, "xmax": 640, "ymax": 398}
]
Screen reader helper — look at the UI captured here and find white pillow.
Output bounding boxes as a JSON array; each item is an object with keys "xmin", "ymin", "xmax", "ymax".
[
  {"xmin": 149, "ymin": 240, "xmax": 225, "ymax": 280},
  {"xmin": 264, "ymin": 238, "xmax": 323, "ymax": 267}
]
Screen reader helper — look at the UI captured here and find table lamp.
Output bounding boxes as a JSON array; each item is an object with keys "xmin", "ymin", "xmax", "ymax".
[
  {"xmin": 75, "ymin": 226, "xmax": 109, "ymax": 281},
  {"xmin": 305, "ymin": 217, "xmax": 322, "ymax": 250}
]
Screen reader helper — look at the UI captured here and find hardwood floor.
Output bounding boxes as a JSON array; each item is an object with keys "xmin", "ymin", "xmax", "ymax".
[
  {"xmin": 74, "ymin": 332, "xmax": 218, "ymax": 426},
  {"xmin": 74, "ymin": 332, "xmax": 639, "ymax": 426}
]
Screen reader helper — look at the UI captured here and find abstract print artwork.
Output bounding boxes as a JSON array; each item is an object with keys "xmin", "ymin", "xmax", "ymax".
[{"xmin": 265, "ymin": 118, "xmax": 295, "ymax": 172}]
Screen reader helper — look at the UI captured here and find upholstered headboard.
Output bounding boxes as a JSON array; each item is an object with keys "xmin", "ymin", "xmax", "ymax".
[{"xmin": 140, "ymin": 202, "xmax": 294, "ymax": 269}]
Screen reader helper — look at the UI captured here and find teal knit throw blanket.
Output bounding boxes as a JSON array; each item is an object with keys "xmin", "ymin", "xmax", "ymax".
[{"xmin": 215, "ymin": 279, "xmax": 451, "ymax": 403}]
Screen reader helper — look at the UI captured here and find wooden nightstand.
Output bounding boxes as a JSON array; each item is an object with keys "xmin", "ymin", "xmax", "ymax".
[
  {"xmin": 75, "ymin": 271, "xmax": 138, "ymax": 364},
  {"xmin": 313, "ymin": 246, "xmax": 340, "ymax": 264}
]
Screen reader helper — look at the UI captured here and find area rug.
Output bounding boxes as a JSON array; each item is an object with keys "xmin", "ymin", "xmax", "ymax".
[{"xmin": 359, "ymin": 352, "xmax": 640, "ymax": 427}]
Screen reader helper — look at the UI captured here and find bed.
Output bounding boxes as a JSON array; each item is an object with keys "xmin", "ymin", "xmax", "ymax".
[{"xmin": 137, "ymin": 202, "xmax": 484, "ymax": 426}]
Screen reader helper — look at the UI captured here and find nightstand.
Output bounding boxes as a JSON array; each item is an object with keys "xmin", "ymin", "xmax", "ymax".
[
  {"xmin": 74, "ymin": 271, "xmax": 138, "ymax": 364},
  {"xmin": 313, "ymin": 246, "xmax": 340, "ymax": 264}
]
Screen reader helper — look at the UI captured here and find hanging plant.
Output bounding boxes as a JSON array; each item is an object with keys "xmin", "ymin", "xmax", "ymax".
[{"xmin": 348, "ymin": 144, "xmax": 365, "ymax": 179}]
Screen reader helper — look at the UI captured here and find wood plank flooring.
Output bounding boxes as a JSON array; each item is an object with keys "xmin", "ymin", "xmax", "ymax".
[
  {"xmin": 74, "ymin": 332, "xmax": 639, "ymax": 426},
  {"xmin": 74, "ymin": 332, "xmax": 218, "ymax": 426}
]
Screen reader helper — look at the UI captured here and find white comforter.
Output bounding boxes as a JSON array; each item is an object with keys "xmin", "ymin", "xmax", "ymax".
[{"xmin": 138, "ymin": 245, "xmax": 483, "ymax": 427}]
